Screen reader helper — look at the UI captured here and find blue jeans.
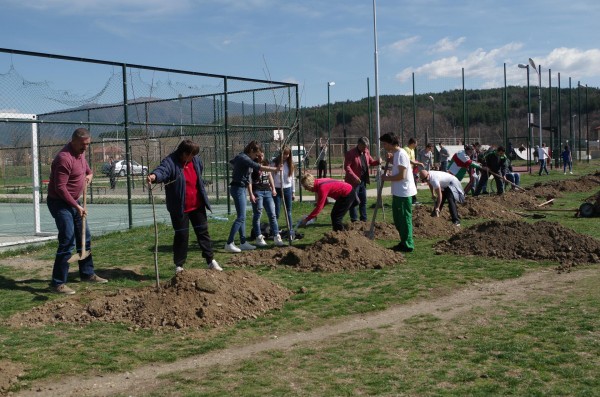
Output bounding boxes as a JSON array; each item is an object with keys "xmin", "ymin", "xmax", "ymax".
[
  {"xmin": 505, "ymin": 173, "xmax": 520, "ymax": 188},
  {"xmin": 227, "ymin": 185, "xmax": 249, "ymax": 244},
  {"xmin": 47, "ymin": 197, "xmax": 95, "ymax": 286},
  {"xmin": 349, "ymin": 182, "xmax": 368, "ymax": 221},
  {"xmin": 251, "ymin": 190, "xmax": 279, "ymax": 238},
  {"xmin": 274, "ymin": 187, "xmax": 293, "ymax": 227}
]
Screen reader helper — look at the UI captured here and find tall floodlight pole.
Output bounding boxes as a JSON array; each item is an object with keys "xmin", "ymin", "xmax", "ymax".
[
  {"xmin": 368, "ymin": 0, "xmax": 382, "ymax": 240},
  {"xmin": 327, "ymin": 81, "xmax": 335, "ymax": 176},
  {"xmin": 428, "ymin": 95, "xmax": 435, "ymax": 160},
  {"xmin": 518, "ymin": 63, "xmax": 532, "ymax": 174},
  {"xmin": 372, "ymin": 0, "xmax": 381, "ymax": 159},
  {"xmin": 529, "ymin": 58, "xmax": 542, "ymax": 150}
]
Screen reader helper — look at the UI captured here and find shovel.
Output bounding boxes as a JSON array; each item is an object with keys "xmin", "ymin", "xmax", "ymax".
[{"xmin": 68, "ymin": 185, "xmax": 91, "ymax": 263}]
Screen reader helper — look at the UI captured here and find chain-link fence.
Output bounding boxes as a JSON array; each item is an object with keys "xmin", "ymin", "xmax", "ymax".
[{"xmin": 0, "ymin": 48, "xmax": 299, "ymax": 240}]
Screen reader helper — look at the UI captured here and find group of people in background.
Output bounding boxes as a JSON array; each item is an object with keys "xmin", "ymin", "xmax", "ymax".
[{"xmin": 48, "ymin": 127, "xmax": 578, "ymax": 294}]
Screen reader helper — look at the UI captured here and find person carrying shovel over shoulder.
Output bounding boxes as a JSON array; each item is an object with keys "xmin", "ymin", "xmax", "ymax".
[{"xmin": 47, "ymin": 128, "xmax": 108, "ymax": 295}]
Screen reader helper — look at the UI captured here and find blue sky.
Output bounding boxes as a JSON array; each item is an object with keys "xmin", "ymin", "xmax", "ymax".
[{"xmin": 1, "ymin": 0, "xmax": 600, "ymax": 107}]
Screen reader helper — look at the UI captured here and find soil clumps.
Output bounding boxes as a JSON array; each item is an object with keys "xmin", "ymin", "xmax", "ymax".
[
  {"xmin": 434, "ymin": 219, "xmax": 600, "ymax": 271},
  {"xmin": 7, "ymin": 270, "xmax": 292, "ymax": 331}
]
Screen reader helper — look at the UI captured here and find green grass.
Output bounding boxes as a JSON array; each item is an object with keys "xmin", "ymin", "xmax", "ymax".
[{"xmin": 0, "ymin": 161, "xmax": 599, "ymax": 395}]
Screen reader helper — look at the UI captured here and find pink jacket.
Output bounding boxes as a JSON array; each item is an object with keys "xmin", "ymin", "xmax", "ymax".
[{"xmin": 343, "ymin": 147, "xmax": 379, "ymax": 186}]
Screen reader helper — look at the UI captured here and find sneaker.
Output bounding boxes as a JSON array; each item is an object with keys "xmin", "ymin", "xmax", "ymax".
[
  {"xmin": 52, "ymin": 283, "xmax": 76, "ymax": 295},
  {"xmin": 207, "ymin": 260, "xmax": 223, "ymax": 271},
  {"xmin": 175, "ymin": 266, "xmax": 184, "ymax": 274},
  {"xmin": 273, "ymin": 234, "xmax": 285, "ymax": 246},
  {"xmin": 83, "ymin": 274, "xmax": 108, "ymax": 283},
  {"xmin": 453, "ymin": 221, "xmax": 461, "ymax": 227},
  {"xmin": 255, "ymin": 235, "xmax": 268, "ymax": 247},
  {"xmin": 564, "ymin": 172, "xmax": 566, "ymax": 175},
  {"xmin": 569, "ymin": 171, "xmax": 573, "ymax": 174},
  {"xmin": 239, "ymin": 241, "xmax": 256, "ymax": 251},
  {"xmin": 224, "ymin": 242, "xmax": 241, "ymax": 253}
]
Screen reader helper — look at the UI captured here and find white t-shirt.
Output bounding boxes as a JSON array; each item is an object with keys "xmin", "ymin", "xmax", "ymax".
[
  {"xmin": 391, "ymin": 149, "xmax": 417, "ymax": 198},
  {"xmin": 538, "ymin": 147, "xmax": 548, "ymax": 160},
  {"xmin": 272, "ymin": 162, "xmax": 295, "ymax": 192},
  {"xmin": 428, "ymin": 170, "xmax": 460, "ymax": 190}
]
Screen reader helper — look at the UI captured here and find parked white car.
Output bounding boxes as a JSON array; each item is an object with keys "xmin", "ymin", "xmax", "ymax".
[{"xmin": 103, "ymin": 160, "xmax": 148, "ymax": 176}]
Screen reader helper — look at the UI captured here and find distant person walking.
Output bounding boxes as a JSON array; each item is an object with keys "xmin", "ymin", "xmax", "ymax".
[
  {"xmin": 561, "ymin": 145, "xmax": 573, "ymax": 174},
  {"xmin": 316, "ymin": 138, "xmax": 328, "ymax": 178},
  {"xmin": 538, "ymin": 143, "xmax": 550, "ymax": 175},
  {"xmin": 47, "ymin": 128, "xmax": 108, "ymax": 295}
]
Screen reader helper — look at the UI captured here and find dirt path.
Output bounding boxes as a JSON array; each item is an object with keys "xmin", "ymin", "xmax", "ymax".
[{"xmin": 15, "ymin": 266, "xmax": 596, "ymax": 397}]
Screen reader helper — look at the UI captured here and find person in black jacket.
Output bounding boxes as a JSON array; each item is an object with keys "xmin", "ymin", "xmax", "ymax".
[
  {"xmin": 473, "ymin": 146, "xmax": 509, "ymax": 196},
  {"xmin": 147, "ymin": 140, "xmax": 222, "ymax": 274}
]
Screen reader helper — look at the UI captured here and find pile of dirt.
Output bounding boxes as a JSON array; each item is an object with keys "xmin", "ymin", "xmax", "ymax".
[
  {"xmin": 527, "ymin": 173, "xmax": 600, "ymax": 199},
  {"xmin": 346, "ymin": 219, "xmax": 399, "ymax": 240},
  {"xmin": 434, "ymin": 219, "xmax": 600, "ymax": 270},
  {"xmin": 227, "ymin": 228, "xmax": 404, "ymax": 272},
  {"xmin": 6, "ymin": 270, "xmax": 293, "ymax": 330}
]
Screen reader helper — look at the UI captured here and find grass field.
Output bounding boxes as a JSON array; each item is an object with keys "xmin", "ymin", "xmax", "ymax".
[{"xmin": 0, "ymin": 162, "xmax": 599, "ymax": 396}]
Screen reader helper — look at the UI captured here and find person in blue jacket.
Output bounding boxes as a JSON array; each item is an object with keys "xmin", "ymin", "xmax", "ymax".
[{"xmin": 147, "ymin": 140, "xmax": 222, "ymax": 274}]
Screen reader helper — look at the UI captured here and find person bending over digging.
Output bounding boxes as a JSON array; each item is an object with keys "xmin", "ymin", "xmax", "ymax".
[
  {"xmin": 147, "ymin": 139, "xmax": 222, "ymax": 274},
  {"xmin": 419, "ymin": 169, "xmax": 465, "ymax": 227},
  {"xmin": 297, "ymin": 173, "xmax": 357, "ymax": 231}
]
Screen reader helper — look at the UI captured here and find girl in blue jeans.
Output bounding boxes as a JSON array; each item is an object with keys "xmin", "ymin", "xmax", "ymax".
[
  {"xmin": 249, "ymin": 153, "xmax": 284, "ymax": 247},
  {"xmin": 272, "ymin": 145, "xmax": 296, "ymax": 235},
  {"xmin": 225, "ymin": 141, "xmax": 281, "ymax": 253}
]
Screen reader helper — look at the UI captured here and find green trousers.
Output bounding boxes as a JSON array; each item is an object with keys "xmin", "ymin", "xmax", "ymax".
[{"xmin": 392, "ymin": 195, "xmax": 414, "ymax": 250}]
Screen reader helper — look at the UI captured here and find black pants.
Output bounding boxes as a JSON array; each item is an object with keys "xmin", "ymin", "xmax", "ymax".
[
  {"xmin": 440, "ymin": 187, "xmax": 460, "ymax": 223},
  {"xmin": 474, "ymin": 169, "xmax": 504, "ymax": 196},
  {"xmin": 170, "ymin": 207, "xmax": 213, "ymax": 266},
  {"xmin": 317, "ymin": 160, "xmax": 327, "ymax": 178},
  {"xmin": 331, "ymin": 188, "xmax": 358, "ymax": 231}
]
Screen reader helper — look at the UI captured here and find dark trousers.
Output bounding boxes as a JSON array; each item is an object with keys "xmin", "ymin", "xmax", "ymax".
[
  {"xmin": 440, "ymin": 187, "xmax": 460, "ymax": 223},
  {"xmin": 170, "ymin": 207, "xmax": 213, "ymax": 266},
  {"xmin": 349, "ymin": 182, "xmax": 368, "ymax": 221},
  {"xmin": 474, "ymin": 170, "xmax": 504, "ymax": 196},
  {"xmin": 331, "ymin": 188, "xmax": 358, "ymax": 231},
  {"xmin": 47, "ymin": 197, "xmax": 95, "ymax": 286},
  {"xmin": 317, "ymin": 160, "xmax": 327, "ymax": 178}
]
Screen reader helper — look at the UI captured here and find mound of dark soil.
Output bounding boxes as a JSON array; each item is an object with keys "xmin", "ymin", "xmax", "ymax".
[
  {"xmin": 7, "ymin": 270, "xmax": 292, "ymax": 330},
  {"xmin": 227, "ymin": 228, "xmax": 404, "ymax": 272},
  {"xmin": 434, "ymin": 219, "xmax": 600, "ymax": 271}
]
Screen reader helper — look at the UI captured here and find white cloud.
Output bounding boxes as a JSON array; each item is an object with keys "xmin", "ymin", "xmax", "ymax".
[
  {"xmin": 430, "ymin": 37, "xmax": 466, "ymax": 53},
  {"xmin": 395, "ymin": 42, "xmax": 523, "ymax": 84},
  {"xmin": 542, "ymin": 47, "xmax": 600, "ymax": 80},
  {"xmin": 386, "ymin": 36, "xmax": 420, "ymax": 54}
]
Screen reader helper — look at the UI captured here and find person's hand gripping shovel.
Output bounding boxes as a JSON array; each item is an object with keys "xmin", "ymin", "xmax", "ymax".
[{"xmin": 68, "ymin": 183, "xmax": 91, "ymax": 263}]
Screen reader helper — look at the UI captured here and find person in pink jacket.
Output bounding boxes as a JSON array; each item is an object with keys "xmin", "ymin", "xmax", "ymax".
[
  {"xmin": 298, "ymin": 173, "xmax": 357, "ymax": 231},
  {"xmin": 343, "ymin": 136, "xmax": 380, "ymax": 222}
]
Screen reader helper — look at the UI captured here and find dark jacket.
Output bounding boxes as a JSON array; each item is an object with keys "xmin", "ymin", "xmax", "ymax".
[
  {"xmin": 481, "ymin": 150, "xmax": 508, "ymax": 175},
  {"xmin": 151, "ymin": 153, "xmax": 211, "ymax": 217}
]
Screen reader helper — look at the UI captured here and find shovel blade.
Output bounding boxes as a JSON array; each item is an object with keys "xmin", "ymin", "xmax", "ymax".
[{"xmin": 67, "ymin": 250, "xmax": 91, "ymax": 263}]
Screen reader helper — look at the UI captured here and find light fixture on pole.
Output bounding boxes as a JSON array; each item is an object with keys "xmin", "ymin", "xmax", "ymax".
[
  {"xmin": 518, "ymin": 63, "xmax": 532, "ymax": 174},
  {"xmin": 428, "ymin": 95, "xmax": 436, "ymax": 161},
  {"xmin": 327, "ymin": 81, "xmax": 335, "ymax": 177},
  {"xmin": 528, "ymin": 58, "xmax": 543, "ymax": 150}
]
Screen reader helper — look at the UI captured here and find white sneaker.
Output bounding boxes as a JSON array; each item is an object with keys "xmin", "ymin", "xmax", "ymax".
[
  {"xmin": 207, "ymin": 260, "xmax": 223, "ymax": 271},
  {"xmin": 239, "ymin": 241, "xmax": 256, "ymax": 251},
  {"xmin": 273, "ymin": 234, "xmax": 285, "ymax": 246},
  {"xmin": 224, "ymin": 242, "xmax": 241, "ymax": 253},
  {"xmin": 175, "ymin": 266, "xmax": 184, "ymax": 274},
  {"xmin": 255, "ymin": 235, "xmax": 268, "ymax": 247},
  {"xmin": 564, "ymin": 172, "xmax": 566, "ymax": 175},
  {"xmin": 569, "ymin": 171, "xmax": 573, "ymax": 174}
]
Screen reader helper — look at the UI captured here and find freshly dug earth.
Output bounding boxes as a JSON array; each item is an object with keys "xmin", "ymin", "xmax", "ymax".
[
  {"xmin": 434, "ymin": 219, "xmax": 600, "ymax": 271},
  {"xmin": 0, "ymin": 360, "xmax": 25, "ymax": 396},
  {"xmin": 7, "ymin": 270, "xmax": 292, "ymax": 330},
  {"xmin": 227, "ymin": 228, "xmax": 405, "ymax": 272}
]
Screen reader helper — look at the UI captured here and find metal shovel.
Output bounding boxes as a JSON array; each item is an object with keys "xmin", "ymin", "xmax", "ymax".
[{"xmin": 68, "ymin": 185, "xmax": 91, "ymax": 263}]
